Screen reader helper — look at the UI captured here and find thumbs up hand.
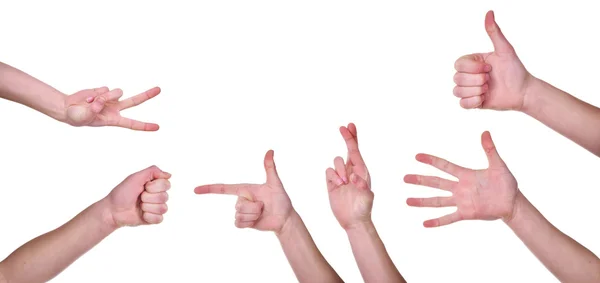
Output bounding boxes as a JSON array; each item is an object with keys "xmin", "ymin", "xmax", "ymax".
[
  {"xmin": 453, "ymin": 11, "xmax": 535, "ymax": 111},
  {"xmin": 404, "ymin": 132, "xmax": 519, "ymax": 227}
]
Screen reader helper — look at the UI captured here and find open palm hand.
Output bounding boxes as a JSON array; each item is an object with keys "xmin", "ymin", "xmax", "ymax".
[{"xmin": 404, "ymin": 131, "xmax": 519, "ymax": 227}]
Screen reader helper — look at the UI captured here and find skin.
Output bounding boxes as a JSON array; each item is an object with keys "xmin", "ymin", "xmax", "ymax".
[
  {"xmin": 405, "ymin": 131, "xmax": 600, "ymax": 282},
  {"xmin": 194, "ymin": 150, "xmax": 343, "ymax": 283},
  {"xmin": 453, "ymin": 10, "xmax": 600, "ymax": 157},
  {"xmin": 326, "ymin": 123, "xmax": 405, "ymax": 283},
  {"xmin": 0, "ymin": 61, "xmax": 161, "ymax": 131},
  {"xmin": 0, "ymin": 166, "xmax": 171, "ymax": 283}
]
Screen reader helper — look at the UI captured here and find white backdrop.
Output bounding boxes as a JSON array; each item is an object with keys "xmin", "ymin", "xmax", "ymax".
[{"xmin": 1, "ymin": 1, "xmax": 599, "ymax": 282}]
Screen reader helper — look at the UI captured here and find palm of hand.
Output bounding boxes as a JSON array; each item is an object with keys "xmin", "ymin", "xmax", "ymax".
[
  {"xmin": 328, "ymin": 180, "xmax": 374, "ymax": 230},
  {"xmin": 405, "ymin": 131, "xmax": 519, "ymax": 227},
  {"xmin": 482, "ymin": 51, "xmax": 531, "ymax": 111},
  {"xmin": 66, "ymin": 89, "xmax": 120, "ymax": 126},
  {"xmin": 451, "ymin": 166, "xmax": 518, "ymax": 221},
  {"xmin": 64, "ymin": 87, "xmax": 161, "ymax": 131}
]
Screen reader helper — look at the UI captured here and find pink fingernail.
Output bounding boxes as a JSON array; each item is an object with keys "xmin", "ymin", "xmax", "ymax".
[
  {"xmin": 342, "ymin": 177, "xmax": 348, "ymax": 184},
  {"xmin": 336, "ymin": 178, "xmax": 344, "ymax": 186},
  {"xmin": 484, "ymin": 64, "xmax": 492, "ymax": 72},
  {"xmin": 86, "ymin": 96, "xmax": 94, "ymax": 103}
]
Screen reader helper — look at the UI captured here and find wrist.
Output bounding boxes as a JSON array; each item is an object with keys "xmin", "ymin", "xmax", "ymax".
[
  {"xmin": 345, "ymin": 219, "xmax": 376, "ymax": 235},
  {"xmin": 55, "ymin": 94, "xmax": 68, "ymax": 123},
  {"xmin": 502, "ymin": 190, "xmax": 526, "ymax": 227},
  {"xmin": 275, "ymin": 209, "xmax": 300, "ymax": 239},
  {"xmin": 521, "ymin": 75, "xmax": 543, "ymax": 115},
  {"xmin": 95, "ymin": 198, "xmax": 120, "ymax": 233}
]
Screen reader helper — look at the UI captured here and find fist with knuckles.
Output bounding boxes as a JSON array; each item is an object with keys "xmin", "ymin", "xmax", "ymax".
[
  {"xmin": 103, "ymin": 165, "xmax": 172, "ymax": 228},
  {"xmin": 453, "ymin": 10, "xmax": 535, "ymax": 111}
]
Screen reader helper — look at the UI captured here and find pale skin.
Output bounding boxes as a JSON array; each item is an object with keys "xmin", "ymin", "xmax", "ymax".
[
  {"xmin": 326, "ymin": 123, "xmax": 405, "ymax": 283},
  {"xmin": 404, "ymin": 131, "xmax": 600, "ymax": 282},
  {"xmin": 194, "ymin": 150, "xmax": 343, "ymax": 283},
  {"xmin": 0, "ymin": 166, "xmax": 171, "ymax": 283},
  {"xmin": 0, "ymin": 61, "xmax": 161, "ymax": 131},
  {"xmin": 453, "ymin": 10, "xmax": 600, "ymax": 157}
]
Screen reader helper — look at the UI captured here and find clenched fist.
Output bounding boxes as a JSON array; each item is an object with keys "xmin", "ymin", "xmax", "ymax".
[{"xmin": 104, "ymin": 165, "xmax": 172, "ymax": 228}]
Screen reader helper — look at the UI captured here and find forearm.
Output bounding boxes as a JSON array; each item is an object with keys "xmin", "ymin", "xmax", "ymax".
[
  {"xmin": 505, "ymin": 191, "xmax": 600, "ymax": 282},
  {"xmin": 276, "ymin": 210, "xmax": 343, "ymax": 283},
  {"xmin": 0, "ymin": 62, "xmax": 67, "ymax": 122},
  {"xmin": 523, "ymin": 77, "xmax": 600, "ymax": 156},
  {"xmin": 0, "ymin": 198, "xmax": 117, "ymax": 283},
  {"xmin": 346, "ymin": 221, "xmax": 405, "ymax": 283}
]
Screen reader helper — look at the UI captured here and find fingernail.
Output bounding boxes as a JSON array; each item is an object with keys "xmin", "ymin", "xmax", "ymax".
[
  {"xmin": 342, "ymin": 177, "xmax": 348, "ymax": 184},
  {"xmin": 86, "ymin": 96, "xmax": 94, "ymax": 103},
  {"xmin": 335, "ymin": 178, "xmax": 344, "ymax": 186},
  {"xmin": 484, "ymin": 64, "xmax": 492, "ymax": 72}
]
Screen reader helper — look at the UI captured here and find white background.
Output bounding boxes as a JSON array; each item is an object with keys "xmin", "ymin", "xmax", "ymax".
[{"xmin": 1, "ymin": 0, "xmax": 599, "ymax": 282}]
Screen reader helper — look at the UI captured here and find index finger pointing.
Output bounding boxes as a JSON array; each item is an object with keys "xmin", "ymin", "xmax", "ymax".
[
  {"xmin": 118, "ymin": 87, "xmax": 161, "ymax": 110},
  {"xmin": 194, "ymin": 184, "xmax": 255, "ymax": 196}
]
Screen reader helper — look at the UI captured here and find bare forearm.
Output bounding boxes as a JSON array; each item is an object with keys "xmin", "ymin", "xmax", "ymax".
[
  {"xmin": 0, "ymin": 62, "xmax": 67, "ymax": 122},
  {"xmin": 523, "ymin": 77, "xmax": 600, "ymax": 157},
  {"xmin": 276, "ymin": 211, "xmax": 343, "ymax": 283},
  {"xmin": 346, "ymin": 221, "xmax": 405, "ymax": 283},
  {"xmin": 0, "ymin": 198, "xmax": 117, "ymax": 283},
  {"xmin": 505, "ymin": 191, "xmax": 600, "ymax": 282}
]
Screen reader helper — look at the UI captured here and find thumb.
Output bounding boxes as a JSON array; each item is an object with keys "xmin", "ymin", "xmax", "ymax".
[
  {"xmin": 350, "ymin": 173, "xmax": 369, "ymax": 191},
  {"xmin": 485, "ymin": 10, "xmax": 514, "ymax": 53},
  {"xmin": 264, "ymin": 150, "xmax": 282, "ymax": 185},
  {"xmin": 136, "ymin": 165, "xmax": 171, "ymax": 183},
  {"xmin": 481, "ymin": 131, "xmax": 505, "ymax": 167}
]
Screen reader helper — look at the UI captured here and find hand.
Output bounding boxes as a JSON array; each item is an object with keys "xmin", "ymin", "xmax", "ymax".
[
  {"xmin": 64, "ymin": 87, "xmax": 161, "ymax": 131},
  {"xmin": 194, "ymin": 150, "xmax": 294, "ymax": 233},
  {"xmin": 453, "ymin": 10, "xmax": 535, "ymax": 110},
  {"xmin": 327, "ymin": 123, "xmax": 374, "ymax": 230},
  {"xmin": 404, "ymin": 131, "xmax": 519, "ymax": 227},
  {"xmin": 104, "ymin": 165, "xmax": 172, "ymax": 228}
]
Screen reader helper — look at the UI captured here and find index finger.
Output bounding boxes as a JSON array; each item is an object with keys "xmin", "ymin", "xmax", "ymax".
[
  {"xmin": 415, "ymin": 153, "xmax": 467, "ymax": 178},
  {"xmin": 454, "ymin": 54, "xmax": 490, "ymax": 74},
  {"xmin": 118, "ymin": 87, "xmax": 161, "ymax": 110},
  {"xmin": 194, "ymin": 184, "xmax": 255, "ymax": 196},
  {"xmin": 340, "ymin": 125, "xmax": 365, "ymax": 167}
]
